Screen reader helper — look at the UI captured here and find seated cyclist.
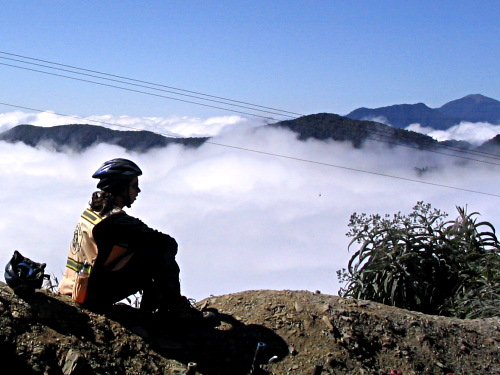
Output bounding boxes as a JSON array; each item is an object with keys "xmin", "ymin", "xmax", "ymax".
[{"xmin": 58, "ymin": 158, "xmax": 212, "ymax": 323}]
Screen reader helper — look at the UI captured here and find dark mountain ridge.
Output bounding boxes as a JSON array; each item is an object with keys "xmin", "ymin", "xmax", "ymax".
[
  {"xmin": 346, "ymin": 94, "xmax": 500, "ymax": 130},
  {"xmin": 475, "ymin": 134, "xmax": 500, "ymax": 156},
  {"xmin": 439, "ymin": 94, "xmax": 500, "ymax": 123},
  {"xmin": 271, "ymin": 112, "xmax": 441, "ymax": 149},
  {"xmin": 0, "ymin": 124, "xmax": 207, "ymax": 152},
  {"xmin": 1, "ymin": 112, "xmax": 498, "ymax": 157}
]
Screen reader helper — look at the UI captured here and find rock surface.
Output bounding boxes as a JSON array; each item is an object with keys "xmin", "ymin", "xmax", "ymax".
[{"xmin": 1, "ymin": 282, "xmax": 499, "ymax": 374}]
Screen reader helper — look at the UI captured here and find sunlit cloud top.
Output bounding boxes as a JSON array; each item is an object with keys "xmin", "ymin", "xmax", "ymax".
[
  {"xmin": 0, "ymin": 110, "xmax": 266, "ymax": 138},
  {"xmin": 0, "ymin": 119, "xmax": 498, "ymax": 300},
  {"xmin": 407, "ymin": 122, "xmax": 500, "ymax": 146}
]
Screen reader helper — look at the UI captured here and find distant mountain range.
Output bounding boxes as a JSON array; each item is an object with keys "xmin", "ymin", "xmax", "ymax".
[
  {"xmin": 271, "ymin": 113, "xmax": 437, "ymax": 149},
  {"xmin": 1, "ymin": 111, "xmax": 498, "ymax": 157},
  {"xmin": 0, "ymin": 124, "xmax": 207, "ymax": 152},
  {"xmin": 346, "ymin": 94, "xmax": 500, "ymax": 130}
]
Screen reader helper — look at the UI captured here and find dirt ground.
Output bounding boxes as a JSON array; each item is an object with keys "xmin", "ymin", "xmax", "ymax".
[{"xmin": 1, "ymin": 282, "xmax": 498, "ymax": 374}]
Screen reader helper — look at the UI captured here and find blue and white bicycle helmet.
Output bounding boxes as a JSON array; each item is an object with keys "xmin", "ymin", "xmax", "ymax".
[
  {"xmin": 4, "ymin": 250, "xmax": 47, "ymax": 295},
  {"xmin": 92, "ymin": 158, "xmax": 142, "ymax": 192}
]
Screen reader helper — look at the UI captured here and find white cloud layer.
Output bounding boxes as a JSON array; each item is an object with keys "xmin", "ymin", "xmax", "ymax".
[
  {"xmin": 0, "ymin": 110, "xmax": 266, "ymax": 137},
  {"xmin": 407, "ymin": 122, "xmax": 500, "ymax": 146},
  {"xmin": 0, "ymin": 123, "xmax": 498, "ymax": 301},
  {"xmin": 356, "ymin": 115, "xmax": 500, "ymax": 146}
]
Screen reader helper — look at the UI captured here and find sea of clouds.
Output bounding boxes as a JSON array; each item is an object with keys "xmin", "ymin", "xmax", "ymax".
[
  {"xmin": 0, "ymin": 111, "xmax": 264, "ymax": 138},
  {"xmin": 407, "ymin": 122, "xmax": 500, "ymax": 146},
  {"xmin": 358, "ymin": 115, "xmax": 500, "ymax": 146},
  {"xmin": 0, "ymin": 111, "xmax": 498, "ymax": 300}
]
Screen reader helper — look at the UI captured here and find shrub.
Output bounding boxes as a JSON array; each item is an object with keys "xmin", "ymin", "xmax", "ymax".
[{"xmin": 337, "ymin": 202, "xmax": 499, "ymax": 318}]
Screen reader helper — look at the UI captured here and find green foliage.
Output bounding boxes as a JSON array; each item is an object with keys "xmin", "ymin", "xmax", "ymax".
[{"xmin": 338, "ymin": 202, "xmax": 500, "ymax": 318}]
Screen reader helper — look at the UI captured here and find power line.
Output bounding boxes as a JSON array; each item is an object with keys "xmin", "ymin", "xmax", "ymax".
[
  {"xmin": 0, "ymin": 102, "xmax": 183, "ymax": 137},
  {"xmin": 0, "ymin": 56, "xmax": 295, "ymax": 119},
  {"xmin": 361, "ymin": 132, "xmax": 500, "ymax": 165},
  {"xmin": 0, "ymin": 101, "xmax": 498, "ymax": 198},
  {"xmin": 2, "ymin": 54, "xmax": 499, "ymax": 164},
  {"xmin": 0, "ymin": 51, "xmax": 303, "ymax": 118},
  {"xmin": 0, "ymin": 61, "xmax": 284, "ymax": 121},
  {"xmin": 276, "ymin": 119, "xmax": 500, "ymax": 163},
  {"xmin": 2, "ymin": 51, "xmax": 499, "ymax": 162},
  {"xmin": 359, "ymin": 124, "xmax": 500, "ymax": 162},
  {"xmin": 2, "ymin": 99, "xmax": 498, "ymax": 166},
  {"xmin": 206, "ymin": 140, "xmax": 500, "ymax": 198},
  {"xmin": 273, "ymin": 119, "xmax": 500, "ymax": 165}
]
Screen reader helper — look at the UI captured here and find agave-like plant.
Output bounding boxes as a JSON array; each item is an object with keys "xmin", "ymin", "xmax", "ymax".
[
  {"xmin": 444, "ymin": 251, "xmax": 500, "ymax": 318},
  {"xmin": 438, "ymin": 207, "xmax": 500, "ymax": 318},
  {"xmin": 339, "ymin": 202, "xmax": 499, "ymax": 317}
]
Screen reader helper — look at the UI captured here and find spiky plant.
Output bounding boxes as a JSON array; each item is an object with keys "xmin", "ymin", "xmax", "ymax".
[{"xmin": 338, "ymin": 202, "xmax": 499, "ymax": 318}]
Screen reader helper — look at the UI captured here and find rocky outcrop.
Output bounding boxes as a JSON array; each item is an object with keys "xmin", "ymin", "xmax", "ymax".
[{"xmin": 1, "ymin": 282, "xmax": 499, "ymax": 374}]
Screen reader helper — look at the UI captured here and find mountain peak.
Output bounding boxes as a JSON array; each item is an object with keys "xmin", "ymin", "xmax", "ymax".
[
  {"xmin": 463, "ymin": 93, "xmax": 496, "ymax": 102},
  {"xmin": 346, "ymin": 94, "xmax": 500, "ymax": 129},
  {"xmin": 346, "ymin": 102, "xmax": 458, "ymax": 130},
  {"xmin": 438, "ymin": 94, "xmax": 500, "ymax": 123}
]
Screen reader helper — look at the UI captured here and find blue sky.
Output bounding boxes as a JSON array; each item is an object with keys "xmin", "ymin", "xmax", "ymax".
[
  {"xmin": 0, "ymin": 1, "xmax": 499, "ymax": 300},
  {"xmin": 1, "ymin": 1, "xmax": 499, "ymax": 120}
]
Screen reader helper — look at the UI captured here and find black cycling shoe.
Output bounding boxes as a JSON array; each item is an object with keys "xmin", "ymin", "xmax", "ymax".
[{"xmin": 169, "ymin": 296, "xmax": 217, "ymax": 321}]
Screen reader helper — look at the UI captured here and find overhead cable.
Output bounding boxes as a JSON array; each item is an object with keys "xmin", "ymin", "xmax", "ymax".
[
  {"xmin": 1, "ymin": 53, "xmax": 498, "ymax": 164},
  {"xmin": 0, "ymin": 51, "xmax": 302, "ymax": 119},
  {"xmin": 0, "ymin": 61, "xmax": 284, "ymax": 121},
  {"xmin": 206, "ymin": 140, "xmax": 500, "ymax": 198},
  {"xmin": 361, "ymin": 131, "xmax": 500, "ymax": 164},
  {"xmin": 0, "ymin": 102, "xmax": 182, "ymax": 136},
  {"xmin": 1, "ymin": 100, "xmax": 498, "ymax": 166},
  {"xmin": 0, "ymin": 101, "xmax": 498, "ymax": 199}
]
